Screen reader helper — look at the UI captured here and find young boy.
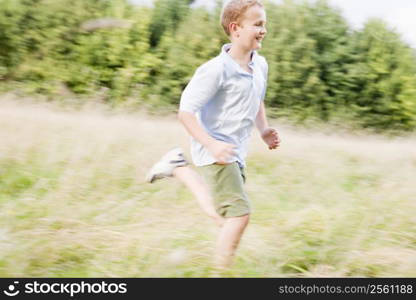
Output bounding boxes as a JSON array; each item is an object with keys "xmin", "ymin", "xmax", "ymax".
[{"xmin": 146, "ymin": 0, "xmax": 280, "ymax": 270}]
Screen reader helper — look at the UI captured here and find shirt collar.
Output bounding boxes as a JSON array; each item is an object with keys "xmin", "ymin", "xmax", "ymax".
[{"xmin": 220, "ymin": 43, "xmax": 257, "ymax": 75}]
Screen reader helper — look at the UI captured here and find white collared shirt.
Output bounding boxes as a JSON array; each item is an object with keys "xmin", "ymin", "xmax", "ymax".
[{"xmin": 179, "ymin": 43, "xmax": 268, "ymax": 167}]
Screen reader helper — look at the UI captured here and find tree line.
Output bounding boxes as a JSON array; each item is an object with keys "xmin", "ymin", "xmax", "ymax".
[{"xmin": 0, "ymin": 0, "xmax": 415, "ymax": 130}]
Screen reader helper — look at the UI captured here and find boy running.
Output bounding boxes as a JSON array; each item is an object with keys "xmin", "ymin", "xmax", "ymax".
[{"xmin": 146, "ymin": 0, "xmax": 280, "ymax": 270}]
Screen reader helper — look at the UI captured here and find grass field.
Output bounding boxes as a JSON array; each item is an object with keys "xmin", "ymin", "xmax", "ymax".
[{"xmin": 0, "ymin": 96, "xmax": 415, "ymax": 277}]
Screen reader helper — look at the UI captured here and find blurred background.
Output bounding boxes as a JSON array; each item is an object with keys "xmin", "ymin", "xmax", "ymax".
[
  {"xmin": 0, "ymin": 0, "xmax": 415, "ymax": 278},
  {"xmin": 0, "ymin": 0, "xmax": 415, "ymax": 130}
]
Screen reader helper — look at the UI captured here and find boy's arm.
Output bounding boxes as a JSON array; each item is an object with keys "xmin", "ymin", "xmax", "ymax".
[
  {"xmin": 177, "ymin": 111, "xmax": 236, "ymax": 164},
  {"xmin": 255, "ymin": 101, "xmax": 269, "ymax": 133},
  {"xmin": 256, "ymin": 101, "xmax": 280, "ymax": 150}
]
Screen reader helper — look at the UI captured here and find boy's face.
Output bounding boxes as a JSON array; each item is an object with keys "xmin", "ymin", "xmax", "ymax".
[{"xmin": 232, "ymin": 5, "xmax": 267, "ymax": 51}]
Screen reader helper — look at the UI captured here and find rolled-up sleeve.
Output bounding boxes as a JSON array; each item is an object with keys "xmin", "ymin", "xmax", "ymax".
[{"xmin": 179, "ymin": 60, "xmax": 224, "ymax": 113}]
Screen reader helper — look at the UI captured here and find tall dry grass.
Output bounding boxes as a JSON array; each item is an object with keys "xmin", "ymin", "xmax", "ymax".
[{"xmin": 0, "ymin": 95, "xmax": 415, "ymax": 277}]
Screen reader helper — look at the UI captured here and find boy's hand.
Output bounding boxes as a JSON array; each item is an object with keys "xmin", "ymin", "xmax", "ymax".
[
  {"xmin": 261, "ymin": 128, "xmax": 280, "ymax": 149},
  {"xmin": 207, "ymin": 140, "xmax": 237, "ymax": 165}
]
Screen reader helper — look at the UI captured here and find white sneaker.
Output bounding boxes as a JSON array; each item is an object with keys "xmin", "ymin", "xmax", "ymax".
[{"xmin": 145, "ymin": 148, "xmax": 189, "ymax": 183}]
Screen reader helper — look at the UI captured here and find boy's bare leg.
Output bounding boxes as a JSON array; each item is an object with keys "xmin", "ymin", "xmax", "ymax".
[
  {"xmin": 172, "ymin": 166, "xmax": 249, "ymax": 270},
  {"xmin": 172, "ymin": 166, "xmax": 225, "ymax": 227},
  {"xmin": 214, "ymin": 214, "xmax": 250, "ymax": 270}
]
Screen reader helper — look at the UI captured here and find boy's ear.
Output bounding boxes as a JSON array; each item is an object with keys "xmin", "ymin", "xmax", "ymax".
[{"xmin": 229, "ymin": 22, "xmax": 239, "ymax": 35}]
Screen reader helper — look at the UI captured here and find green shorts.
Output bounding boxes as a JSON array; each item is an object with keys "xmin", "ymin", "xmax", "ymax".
[{"xmin": 198, "ymin": 162, "xmax": 251, "ymax": 218}]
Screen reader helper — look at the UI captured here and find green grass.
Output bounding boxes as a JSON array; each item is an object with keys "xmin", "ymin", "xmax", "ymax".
[{"xmin": 0, "ymin": 97, "xmax": 415, "ymax": 277}]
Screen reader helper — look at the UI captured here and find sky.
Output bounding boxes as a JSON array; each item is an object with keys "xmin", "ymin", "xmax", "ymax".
[{"xmin": 130, "ymin": 0, "xmax": 416, "ymax": 48}]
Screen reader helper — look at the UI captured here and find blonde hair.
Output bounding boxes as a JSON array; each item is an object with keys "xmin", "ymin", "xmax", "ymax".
[{"xmin": 220, "ymin": 0, "xmax": 264, "ymax": 36}]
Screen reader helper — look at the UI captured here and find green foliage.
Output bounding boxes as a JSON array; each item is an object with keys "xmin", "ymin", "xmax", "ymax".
[
  {"xmin": 262, "ymin": 0, "xmax": 416, "ymax": 130},
  {"xmin": 148, "ymin": 7, "xmax": 228, "ymax": 106},
  {"xmin": 348, "ymin": 20, "xmax": 416, "ymax": 130},
  {"xmin": 302, "ymin": 0, "xmax": 355, "ymax": 120},
  {"xmin": 0, "ymin": 0, "xmax": 159, "ymax": 101},
  {"xmin": 148, "ymin": 0, "xmax": 195, "ymax": 48},
  {"xmin": 0, "ymin": 0, "xmax": 415, "ymax": 130},
  {"xmin": 263, "ymin": 1, "xmax": 327, "ymax": 121}
]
